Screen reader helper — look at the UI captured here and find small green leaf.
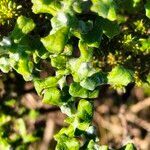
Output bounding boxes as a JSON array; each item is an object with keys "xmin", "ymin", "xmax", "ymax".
[
  {"xmin": 68, "ymin": 58, "xmax": 97, "ymax": 82},
  {"xmin": 23, "ymin": 134, "xmax": 39, "ymax": 143},
  {"xmin": 139, "ymin": 38, "xmax": 150, "ymax": 53},
  {"xmin": 91, "ymin": 0, "xmax": 117, "ymax": 21},
  {"xmin": 55, "ymin": 126, "xmax": 80, "ymax": 150},
  {"xmin": 108, "ymin": 65, "xmax": 134, "ymax": 89},
  {"xmin": 55, "ymin": 126, "xmax": 75, "ymax": 140},
  {"xmin": 17, "ymin": 16, "xmax": 35, "ymax": 34},
  {"xmin": 80, "ymin": 72, "xmax": 107, "ymax": 91},
  {"xmin": 11, "ymin": 16, "xmax": 35, "ymax": 42},
  {"xmin": 81, "ymin": 19, "xmax": 103, "ymax": 48},
  {"xmin": 41, "ymin": 27, "xmax": 69, "ymax": 54},
  {"xmin": 69, "ymin": 82, "xmax": 99, "ymax": 98},
  {"xmin": 34, "ymin": 77, "xmax": 58, "ymax": 95},
  {"xmin": 120, "ymin": 143, "xmax": 136, "ymax": 150},
  {"xmin": 56, "ymin": 136, "xmax": 80, "ymax": 150},
  {"xmin": 50, "ymin": 55, "xmax": 67, "ymax": 69},
  {"xmin": 77, "ymin": 99, "xmax": 93, "ymax": 123},
  {"xmin": 100, "ymin": 17, "xmax": 120, "ymax": 38},
  {"xmin": 99, "ymin": 145, "xmax": 109, "ymax": 150},
  {"xmin": 145, "ymin": 0, "xmax": 150, "ymax": 19},
  {"xmin": 31, "ymin": 0, "xmax": 60, "ymax": 15},
  {"xmin": 87, "ymin": 140, "xmax": 96, "ymax": 150},
  {"xmin": 69, "ymin": 82, "xmax": 89, "ymax": 98},
  {"xmin": 51, "ymin": 12, "xmax": 75, "ymax": 32},
  {"xmin": 0, "ymin": 57, "xmax": 11, "ymax": 73},
  {"xmin": 16, "ymin": 119, "xmax": 26, "ymax": 137},
  {"xmin": 43, "ymin": 88, "xmax": 62, "ymax": 105},
  {"xmin": 13, "ymin": 52, "xmax": 33, "ymax": 81},
  {"xmin": 79, "ymin": 40, "xmax": 94, "ymax": 61}
]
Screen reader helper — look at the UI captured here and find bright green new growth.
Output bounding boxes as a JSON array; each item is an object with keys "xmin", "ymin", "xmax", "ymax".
[
  {"xmin": 108, "ymin": 65, "xmax": 134, "ymax": 90},
  {"xmin": 145, "ymin": 0, "xmax": 150, "ymax": 18},
  {"xmin": 0, "ymin": 0, "xmax": 21, "ymax": 25},
  {"xmin": 0, "ymin": 16, "xmax": 37, "ymax": 80},
  {"xmin": 91, "ymin": 0, "xmax": 117, "ymax": 21}
]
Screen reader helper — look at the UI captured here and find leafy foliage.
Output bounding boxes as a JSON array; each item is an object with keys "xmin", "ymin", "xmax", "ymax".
[
  {"xmin": 145, "ymin": 0, "xmax": 150, "ymax": 19},
  {"xmin": 91, "ymin": 0, "xmax": 117, "ymax": 21},
  {"xmin": 0, "ymin": 0, "xmax": 150, "ymax": 149}
]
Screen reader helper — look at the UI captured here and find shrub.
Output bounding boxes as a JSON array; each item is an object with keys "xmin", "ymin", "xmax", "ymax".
[{"xmin": 0, "ymin": 0, "xmax": 149, "ymax": 149}]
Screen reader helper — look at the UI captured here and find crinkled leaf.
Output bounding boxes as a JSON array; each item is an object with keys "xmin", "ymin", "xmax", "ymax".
[
  {"xmin": 145, "ymin": 0, "xmax": 150, "ymax": 19},
  {"xmin": 76, "ymin": 61, "xmax": 97, "ymax": 81},
  {"xmin": 41, "ymin": 27, "xmax": 69, "ymax": 54},
  {"xmin": 50, "ymin": 55, "xmax": 67, "ymax": 69},
  {"xmin": 72, "ymin": 0, "xmax": 91, "ymax": 13},
  {"xmin": 0, "ymin": 57, "xmax": 11, "ymax": 73},
  {"xmin": 108, "ymin": 65, "xmax": 134, "ymax": 88},
  {"xmin": 11, "ymin": 16, "xmax": 35, "ymax": 42},
  {"xmin": 56, "ymin": 69, "xmax": 70, "ymax": 78},
  {"xmin": 69, "ymin": 82, "xmax": 99, "ymax": 98},
  {"xmin": 120, "ymin": 143, "xmax": 136, "ymax": 150},
  {"xmin": 71, "ymin": 20, "xmax": 93, "ymax": 39},
  {"xmin": 56, "ymin": 135, "xmax": 80, "ymax": 150},
  {"xmin": 51, "ymin": 12, "xmax": 77, "ymax": 33},
  {"xmin": 91, "ymin": 0, "xmax": 117, "ymax": 21},
  {"xmin": 31, "ymin": 0, "xmax": 61, "ymax": 15},
  {"xmin": 68, "ymin": 58, "xmax": 97, "ymax": 82},
  {"xmin": 87, "ymin": 142, "xmax": 108, "ymax": 150},
  {"xmin": 79, "ymin": 40, "xmax": 94, "ymax": 61},
  {"xmin": 0, "ymin": 37, "xmax": 11, "ymax": 47},
  {"xmin": 77, "ymin": 99, "xmax": 93, "ymax": 123},
  {"xmin": 55, "ymin": 126, "xmax": 75, "ymax": 140},
  {"xmin": 80, "ymin": 17, "xmax": 119, "ymax": 39},
  {"xmin": 23, "ymin": 134, "xmax": 39, "ymax": 143},
  {"xmin": 13, "ymin": 52, "xmax": 33, "ymax": 81},
  {"xmin": 43, "ymin": 87, "xmax": 62, "ymax": 105},
  {"xmin": 74, "ymin": 119, "xmax": 91, "ymax": 131},
  {"xmin": 87, "ymin": 140, "xmax": 95, "ymax": 150},
  {"xmin": 69, "ymin": 82, "xmax": 89, "ymax": 98},
  {"xmin": 66, "ymin": 138, "xmax": 80, "ymax": 150},
  {"xmin": 55, "ymin": 126, "xmax": 80, "ymax": 150},
  {"xmin": 81, "ymin": 19, "xmax": 103, "ymax": 48},
  {"xmin": 34, "ymin": 77, "xmax": 58, "ymax": 95},
  {"xmin": 139, "ymin": 38, "xmax": 150, "ymax": 53},
  {"xmin": 16, "ymin": 119, "xmax": 26, "ymax": 137},
  {"xmin": 80, "ymin": 72, "xmax": 107, "ymax": 91},
  {"xmin": 99, "ymin": 17, "xmax": 120, "ymax": 38},
  {"xmin": 60, "ymin": 104, "xmax": 74, "ymax": 117},
  {"xmin": 99, "ymin": 145, "xmax": 109, "ymax": 150}
]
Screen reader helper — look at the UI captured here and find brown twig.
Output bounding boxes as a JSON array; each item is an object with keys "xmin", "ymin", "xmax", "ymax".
[
  {"xmin": 94, "ymin": 111, "xmax": 123, "ymax": 135},
  {"xmin": 130, "ymin": 97, "xmax": 150, "ymax": 113},
  {"xmin": 40, "ymin": 118, "xmax": 55, "ymax": 150},
  {"xmin": 125, "ymin": 112, "xmax": 150, "ymax": 132},
  {"xmin": 119, "ymin": 105, "xmax": 129, "ymax": 139}
]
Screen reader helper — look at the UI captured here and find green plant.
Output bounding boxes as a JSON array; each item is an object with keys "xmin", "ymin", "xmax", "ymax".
[
  {"xmin": 0, "ymin": 0, "xmax": 21, "ymax": 25},
  {"xmin": 0, "ymin": 0, "xmax": 150, "ymax": 149}
]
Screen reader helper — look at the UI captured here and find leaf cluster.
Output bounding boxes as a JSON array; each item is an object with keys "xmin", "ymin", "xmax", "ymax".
[{"xmin": 0, "ymin": 0, "xmax": 150, "ymax": 149}]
